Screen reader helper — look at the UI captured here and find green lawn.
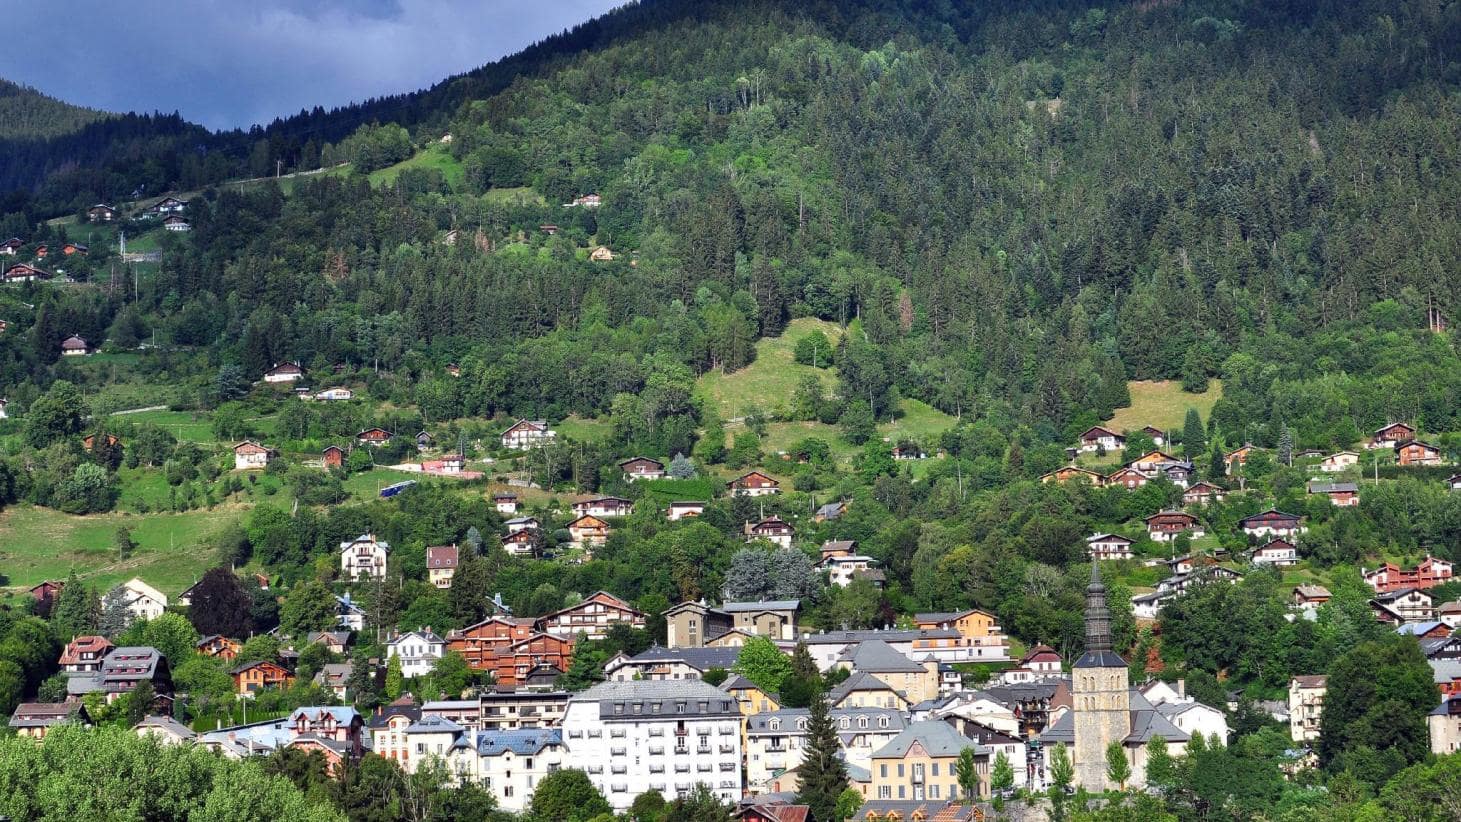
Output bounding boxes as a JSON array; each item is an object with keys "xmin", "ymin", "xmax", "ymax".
[
  {"xmin": 343, "ymin": 467, "xmax": 449, "ymax": 503},
  {"xmin": 557, "ymin": 415, "xmax": 612, "ymax": 443},
  {"xmin": 0, "ymin": 504, "xmax": 241, "ymax": 597},
  {"xmin": 108, "ymin": 408, "xmax": 216, "ymax": 442},
  {"xmin": 881, "ymin": 398, "xmax": 957, "ymax": 446},
  {"xmin": 367, "ymin": 145, "xmax": 465, "ymax": 189},
  {"xmin": 483, "ymin": 186, "xmax": 545, "ymax": 206},
  {"xmin": 697, "ymin": 317, "xmax": 842, "ymax": 420},
  {"xmin": 1107, "ymin": 379, "xmax": 1224, "ymax": 433}
]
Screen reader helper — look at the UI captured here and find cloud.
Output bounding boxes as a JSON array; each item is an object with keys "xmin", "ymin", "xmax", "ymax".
[{"xmin": 0, "ymin": 0, "xmax": 621, "ymax": 130}]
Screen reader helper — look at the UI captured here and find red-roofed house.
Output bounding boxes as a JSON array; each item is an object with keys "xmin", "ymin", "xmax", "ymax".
[{"xmin": 427, "ymin": 544, "xmax": 459, "ymax": 588}]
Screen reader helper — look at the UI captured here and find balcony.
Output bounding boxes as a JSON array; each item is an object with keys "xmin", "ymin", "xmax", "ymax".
[
  {"xmin": 648, "ymin": 727, "xmax": 665, "ymax": 737},
  {"xmin": 649, "ymin": 746, "xmax": 665, "ymax": 755},
  {"xmin": 912, "ymin": 766, "xmax": 925, "ymax": 783},
  {"xmin": 719, "ymin": 744, "xmax": 735, "ymax": 754},
  {"xmin": 697, "ymin": 745, "xmax": 712, "ymax": 755},
  {"xmin": 674, "ymin": 728, "xmax": 688, "ymax": 737}
]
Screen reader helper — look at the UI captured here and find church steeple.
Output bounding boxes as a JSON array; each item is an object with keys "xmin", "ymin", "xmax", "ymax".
[{"xmin": 1084, "ymin": 561, "xmax": 1113, "ymax": 653}]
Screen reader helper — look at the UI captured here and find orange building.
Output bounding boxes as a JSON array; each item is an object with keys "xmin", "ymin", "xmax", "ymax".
[
  {"xmin": 197, "ymin": 635, "xmax": 241, "ymax": 661},
  {"xmin": 231, "ymin": 660, "xmax": 294, "ymax": 696}
]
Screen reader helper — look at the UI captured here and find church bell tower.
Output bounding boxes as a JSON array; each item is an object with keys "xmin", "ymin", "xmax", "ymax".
[{"xmin": 1071, "ymin": 562, "xmax": 1131, "ymax": 791}]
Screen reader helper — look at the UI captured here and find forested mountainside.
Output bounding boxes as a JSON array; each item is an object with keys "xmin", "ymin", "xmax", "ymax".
[
  {"xmin": 0, "ymin": 80, "xmax": 111, "ymax": 141},
  {"xmin": 3, "ymin": 0, "xmax": 1460, "ymax": 445}
]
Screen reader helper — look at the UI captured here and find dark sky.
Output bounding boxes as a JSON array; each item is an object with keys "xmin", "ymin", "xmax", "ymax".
[{"xmin": 0, "ymin": 0, "xmax": 622, "ymax": 131}]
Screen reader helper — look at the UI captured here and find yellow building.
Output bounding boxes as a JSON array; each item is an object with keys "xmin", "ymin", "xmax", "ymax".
[
  {"xmin": 912, "ymin": 608, "xmax": 1010, "ymax": 662},
  {"xmin": 870, "ymin": 720, "xmax": 982, "ymax": 802}
]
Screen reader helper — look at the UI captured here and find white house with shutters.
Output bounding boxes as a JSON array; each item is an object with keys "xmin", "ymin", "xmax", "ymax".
[{"xmin": 340, "ymin": 534, "xmax": 389, "ymax": 580}]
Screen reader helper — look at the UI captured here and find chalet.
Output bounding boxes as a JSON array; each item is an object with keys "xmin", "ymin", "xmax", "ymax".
[
  {"xmin": 1308, "ymin": 480, "xmax": 1359, "ymax": 506},
  {"xmin": 66, "ymin": 646, "xmax": 172, "ymax": 705},
  {"xmin": 667, "ymin": 500, "xmax": 707, "ymax": 520},
  {"xmin": 151, "ymin": 196, "xmax": 189, "ymax": 214},
  {"xmin": 1145, "ymin": 510, "xmax": 1204, "ymax": 542},
  {"xmin": 505, "ymin": 516, "xmax": 539, "ymax": 534},
  {"xmin": 59, "ymin": 635, "xmax": 114, "ymax": 674},
  {"xmin": 1105, "ymin": 466, "xmax": 1148, "ymax": 489},
  {"xmin": 566, "ymin": 515, "xmax": 611, "ymax": 550},
  {"xmin": 1128, "ymin": 450, "xmax": 1183, "ymax": 475},
  {"xmin": 1038, "ymin": 465, "xmax": 1104, "ymax": 485},
  {"xmin": 88, "ymin": 203, "xmax": 118, "ymax": 222},
  {"xmin": 1293, "ymin": 585, "xmax": 1332, "ymax": 609},
  {"xmin": 33, "ymin": 244, "xmax": 47, "ymax": 258},
  {"xmin": 619, "ymin": 456, "xmax": 665, "ymax": 481},
  {"xmin": 814, "ymin": 500, "xmax": 849, "ymax": 522},
  {"xmin": 197, "ymin": 635, "xmax": 241, "ymax": 660},
  {"xmin": 1397, "ymin": 621, "xmax": 1452, "ymax": 641},
  {"xmin": 1370, "ymin": 588, "xmax": 1436, "ymax": 624},
  {"xmin": 1182, "ymin": 481, "xmax": 1225, "ymax": 506},
  {"xmin": 81, "ymin": 433, "xmax": 121, "ymax": 452},
  {"xmin": 1238, "ymin": 509, "xmax": 1306, "ymax": 539},
  {"xmin": 307, "ymin": 631, "xmax": 352, "ymax": 655},
  {"xmin": 29, "ymin": 580, "xmax": 63, "ymax": 610},
  {"xmin": 1449, "ymin": 474, "xmax": 1461, "ymax": 492},
  {"xmin": 1363, "ymin": 556, "xmax": 1454, "ymax": 593},
  {"xmin": 313, "ymin": 663, "xmax": 353, "ymax": 701},
  {"xmin": 0, "ymin": 237, "xmax": 19, "ymax": 254},
  {"xmin": 422, "ymin": 452, "xmax": 466, "ymax": 474},
  {"xmin": 232, "ymin": 660, "xmax": 294, "ymax": 696},
  {"xmin": 322, "ymin": 445, "xmax": 346, "ymax": 468},
  {"xmin": 232, "ymin": 440, "xmax": 276, "ymax": 470},
  {"xmin": 1320, "ymin": 452, "xmax": 1360, "ymax": 472},
  {"xmin": 1077, "ymin": 425, "xmax": 1125, "ymax": 453},
  {"xmin": 538, "ymin": 224, "xmax": 559, "ymax": 235},
  {"xmin": 572, "ymin": 495, "xmax": 633, "ymax": 518},
  {"xmin": 745, "ymin": 515, "xmax": 795, "ymax": 548},
  {"xmin": 163, "ymin": 215, "xmax": 191, "ymax": 232},
  {"xmin": 500, "ymin": 419, "xmax": 556, "ymax": 449},
  {"xmin": 315, "ymin": 387, "xmax": 353, "ymax": 401},
  {"xmin": 62, "ymin": 242, "xmax": 87, "ymax": 256},
  {"xmin": 427, "ymin": 544, "xmax": 459, "ymax": 588},
  {"xmin": 728, "ymin": 470, "xmax": 781, "ymax": 497},
  {"xmin": 891, "ymin": 441, "xmax": 925, "ymax": 460},
  {"xmin": 1371, "ymin": 422, "xmax": 1416, "ymax": 449},
  {"xmin": 4, "ymin": 262, "xmax": 48, "ymax": 282},
  {"xmin": 355, "ymin": 427, "xmax": 393, "ymax": 446},
  {"xmin": 1224, "ymin": 444, "xmax": 1256, "ymax": 474},
  {"xmin": 112, "ymin": 578, "xmax": 167, "ymax": 622},
  {"xmin": 1141, "ymin": 426, "xmax": 1168, "ymax": 447},
  {"xmin": 492, "ymin": 492, "xmax": 519, "ymax": 514},
  {"xmin": 262, "ymin": 362, "xmax": 305, "ymax": 383},
  {"xmin": 1087, "ymin": 533, "xmax": 1135, "ymax": 561},
  {"xmin": 1441, "ymin": 601, "xmax": 1461, "ymax": 630},
  {"xmin": 445, "ymin": 362, "xmax": 461, "ymax": 377},
  {"xmin": 567, "ymin": 193, "xmax": 602, "ymax": 208},
  {"xmin": 821, "ymin": 552, "xmax": 883, "ymax": 588},
  {"xmin": 339, "ymin": 533, "xmax": 389, "ymax": 580},
  {"xmin": 534, "ymin": 591, "xmax": 646, "ymax": 640},
  {"xmin": 9, "ymin": 702, "xmax": 92, "ymax": 740},
  {"xmin": 59, "ymin": 334, "xmax": 91, "ymax": 356},
  {"xmin": 1247, "ymin": 538, "xmax": 1299, "ymax": 567},
  {"xmin": 1161, "ymin": 461, "xmax": 1196, "ymax": 487},
  {"xmin": 1397, "ymin": 439, "xmax": 1444, "ymax": 466},
  {"xmin": 589, "ymin": 245, "xmax": 615, "ymax": 262}
]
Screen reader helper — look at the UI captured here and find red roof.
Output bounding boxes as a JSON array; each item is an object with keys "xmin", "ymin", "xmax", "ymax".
[{"xmin": 427, "ymin": 545, "xmax": 459, "ymax": 569}]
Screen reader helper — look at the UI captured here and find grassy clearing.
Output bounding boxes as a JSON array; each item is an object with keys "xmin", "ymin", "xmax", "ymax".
[
  {"xmin": 368, "ymin": 145, "xmax": 465, "ymax": 189},
  {"xmin": 107, "ymin": 408, "xmax": 216, "ymax": 441},
  {"xmin": 483, "ymin": 186, "xmax": 545, "ymax": 206},
  {"xmin": 557, "ymin": 415, "xmax": 612, "ymax": 443},
  {"xmin": 881, "ymin": 399, "xmax": 957, "ymax": 446},
  {"xmin": 0, "ymin": 504, "xmax": 241, "ymax": 596},
  {"xmin": 1107, "ymin": 379, "xmax": 1224, "ymax": 433},
  {"xmin": 697, "ymin": 317, "xmax": 842, "ymax": 420},
  {"xmin": 342, "ymin": 467, "xmax": 455, "ymax": 503}
]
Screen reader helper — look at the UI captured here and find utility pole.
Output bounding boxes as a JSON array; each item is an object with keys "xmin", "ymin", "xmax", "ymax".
[{"xmin": 276, "ymin": 159, "xmax": 282, "ymax": 179}]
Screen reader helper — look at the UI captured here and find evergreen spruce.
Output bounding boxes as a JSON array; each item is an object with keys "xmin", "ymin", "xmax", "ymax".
[
  {"xmin": 1278, "ymin": 425, "xmax": 1294, "ymax": 466},
  {"xmin": 796, "ymin": 683, "xmax": 848, "ymax": 821},
  {"xmin": 1181, "ymin": 407, "xmax": 1206, "ymax": 459}
]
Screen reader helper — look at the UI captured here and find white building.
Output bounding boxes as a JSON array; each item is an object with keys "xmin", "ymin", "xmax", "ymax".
[
  {"xmin": 449, "ymin": 728, "xmax": 566, "ymax": 811},
  {"xmin": 339, "ymin": 533, "xmax": 389, "ymax": 580},
  {"xmin": 1289, "ymin": 675, "xmax": 1327, "ymax": 743},
  {"xmin": 1247, "ymin": 539, "xmax": 1299, "ymax": 567},
  {"xmin": 561, "ymin": 679, "xmax": 743, "ymax": 810},
  {"xmin": 1320, "ymin": 451, "xmax": 1359, "ymax": 472},
  {"xmin": 112, "ymin": 578, "xmax": 168, "ymax": 622},
  {"xmin": 667, "ymin": 501, "xmax": 706, "ymax": 521},
  {"xmin": 1087, "ymin": 533, "xmax": 1135, "ymax": 561},
  {"xmin": 387, "ymin": 629, "xmax": 446, "ymax": 679},
  {"xmin": 821, "ymin": 553, "xmax": 882, "ymax": 588},
  {"xmin": 232, "ymin": 440, "xmax": 274, "ymax": 471},
  {"xmin": 501, "ymin": 419, "xmax": 556, "ymax": 450}
]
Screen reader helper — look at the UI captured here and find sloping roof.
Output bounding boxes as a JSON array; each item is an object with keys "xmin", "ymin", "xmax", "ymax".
[
  {"xmin": 872, "ymin": 720, "xmax": 981, "ymax": 759},
  {"xmin": 847, "ymin": 639, "xmax": 925, "ymax": 673},
  {"xmin": 426, "ymin": 545, "xmax": 459, "ymax": 569},
  {"xmin": 475, "ymin": 728, "xmax": 563, "ymax": 756},
  {"xmin": 722, "ymin": 599, "xmax": 800, "ymax": 612},
  {"xmin": 1294, "ymin": 585, "xmax": 1332, "ymax": 599},
  {"xmin": 135, "ymin": 714, "xmax": 196, "ymax": 739},
  {"xmin": 575, "ymin": 678, "xmax": 733, "ymax": 703},
  {"xmin": 1292, "ymin": 675, "xmax": 1327, "ymax": 689},
  {"xmin": 828, "ymin": 671, "xmax": 898, "ymax": 702},
  {"xmin": 620, "ymin": 645, "xmax": 741, "ymax": 672}
]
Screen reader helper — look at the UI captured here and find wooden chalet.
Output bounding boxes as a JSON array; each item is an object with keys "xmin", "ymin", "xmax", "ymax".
[
  {"xmin": 1224, "ymin": 444, "xmax": 1255, "ymax": 474},
  {"xmin": 1307, "ymin": 480, "xmax": 1359, "ymax": 506},
  {"xmin": 1247, "ymin": 538, "xmax": 1298, "ymax": 567},
  {"xmin": 619, "ymin": 456, "xmax": 665, "ymax": 481},
  {"xmin": 262, "ymin": 362, "xmax": 305, "ymax": 383},
  {"xmin": 196, "ymin": 635, "xmax": 241, "ymax": 660},
  {"xmin": 500, "ymin": 419, "xmax": 555, "ymax": 449},
  {"xmin": 322, "ymin": 445, "xmax": 346, "ymax": 468},
  {"xmin": 744, "ymin": 515, "xmax": 795, "ymax": 548},
  {"xmin": 1141, "ymin": 426, "xmax": 1168, "ymax": 447},
  {"xmin": 572, "ymin": 495, "xmax": 633, "ymax": 518},
  {"xmin": 87, "ymin": 204, "xmax": 117, "ymax": 222},
  {"xmin": 1182, "ymin": 481, "xmax": 1225, "ymax": 506},
  {"xmin": 1087, "ymin": 533, "xmax": 1135, "ymax": 561},
  {"xmin": 566, "ymin": 515, "xmax": 611, "ymax": 550},
  {"xmin": 534, "ymin": 591, "xmax": 646, "ymax": 640},
  {"xmin": 589, "ymin": 245, "xmax": 615, "ymax": 262},
  {"xmin": 1293, "ymin": 585, "xmax": 1332, "ymax": 608},
  {"xmin": 1145, "ymin": 510, "xmax": 1203, "ymax": 542},
  {"xmin": 232, "ymin": 440, "xmax": 276, "ymax": 470},
  {"xmin": 0, "ymin": 237, "xmax": 21, "ymax": 254},
  {"xmin": 1106, "ymin": 466, "xmax": 1148, "ymax": 489},
  {"xmin": 151, "ymin": 196, "xmax": 188, "ymax": 214},
  {"xmin": 667, "ymin": 500, "xmax": 707, "ymax": 520},
  {"xmin": 1039, "ymin": 465, "xmax": 1104, "ymax": 485},
  {"xmin": 1371, "ymin": 422, "xmax": 1416, "ymax": 449},
  {"xmin": 355, "ymin": 427, "xmax": 393, "ymax": 445},
  {"xmin": 5, "ymin": 262, "xmax": 49, "ymax": 282},
  {"xmin": 28, "ymin": 580, "xmax": 63, "ymax": 609},
  {"xmin": 492, "ymin": 492, "xmax": 519, "ymax": 514},
  {"xmin": 163, "ymin": 215, "xmax": 191, "ymax": 232},
  {"xmin": 62, "ymin": 242, "xmax": 87, "ymax": 256},
  {"xmin": 1077, "ymin": 425, "xmax": 1124, "ymax": 453},
  {"xmin": 231, "ymin": 660, "xmax": 294, "ymax": 696},
  {"xmin": 1397, "ymin": 439, "xmax": 1443, "ymax": 466},
  {"xmin": 81, "ymin": 433, "xmax": 120, "ymax": 451},
  {"xmin": 1238, "ymin": 509, "xmax": 1305, "ymax": 538},
  {"xmin": 728, "ymin": 470, "xmax": 781, "ymax": 497},
  {"xmin": 60, "ymin": 334, "xmax": 91, "ymax": 356}
]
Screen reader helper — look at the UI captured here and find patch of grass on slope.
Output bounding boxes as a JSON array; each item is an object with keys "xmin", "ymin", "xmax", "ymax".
[
  {"xmin": 367, "ymin": 145, "xmax": 465, "ymax": 189},
  {"xmin": 0, "ymin": 505, "xmax": 242, "ymax": 596},
  {"xmin": 1107, "ymin": 380, "xmax": 1224, "ymax": 433},
  {"xmin": 697, "ymin": 317, "xmax": 841, "ymax": 420}
]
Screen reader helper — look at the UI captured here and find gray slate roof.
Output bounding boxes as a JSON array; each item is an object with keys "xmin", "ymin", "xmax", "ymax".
[
  {"xmin": 1038, "ymin": 687, "xmax": 1190, "ymax": 745},
  {"xmin": 622, "ymin": 645, "xmax": 741, "ymax": 672},
  {"xmin": 721, "ymin": 600, "xmax": 800, "ymax": 612},
  {"xmin": 828, "ymin": 671, "xmax": 897, "ymax": 702},
  {"xmin": 872, "ymin": 720, "xmax": 982, "ymax": 759},
  {"xmin": 846, "ymin": 639, "xmax": 925, "ymax": 673}
]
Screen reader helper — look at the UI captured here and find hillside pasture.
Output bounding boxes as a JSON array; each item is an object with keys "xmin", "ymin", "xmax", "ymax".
[
  {"xmin": 1107, "ymin": 380, "xmax": 1223, "ymax": 433},
  {"xmin": 697, "ymin": 317, "xmax": 841, "ymax": 421}
]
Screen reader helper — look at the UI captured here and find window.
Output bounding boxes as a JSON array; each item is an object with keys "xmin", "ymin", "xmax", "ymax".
[
  {"xmin": 898, "ymin": 764, "xmax": 905, "ymax": 777},
  {"xmin": 878, "ymin": 786, "xmax": 892, "ymax": 799},
  {"xmin": 929, "ymin": 785, "xmax": 940, "ymax": 799},
  {"xmin": 859, "ymin": 717, "xmax": 868, "ymax": 729},
  {"xmin": 880, "ymin": 764, "xmax": 887, "ymax": 778},
  {"xmin": 931, "ymin": 763, "xmax": 939, "ymax": 777}
]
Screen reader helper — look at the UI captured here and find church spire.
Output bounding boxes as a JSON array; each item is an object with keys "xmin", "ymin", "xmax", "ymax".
[{"xmin": 1084, "ymin": 562, "xmax": 1113, "ymax": 653}]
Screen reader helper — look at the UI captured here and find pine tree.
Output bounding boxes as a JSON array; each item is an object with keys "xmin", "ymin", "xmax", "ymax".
[
  {"xmin": 50, "ymin": 572, "xmax": 99, "ymax": 640},
  {"xmin": 1278, "ymin": 425, "xmax": 1294, "ymax": 466},
  {"xmin": 1182, "ymin": 407, "xmax": 1206, "ymax": 459},
  {"xmin": 796, "ymin": 685, "xmax": 848, "ymax": 821},
  {"xmin": 668, "ymin": 452, "xmax": 695, "ymax": 479},
  {"xmin": 463, "ymin": 526, "xmax": 483, "ymax": 556},
  {"xmin": 448, "ymin": 552, "xmax": 492, "ymax": 625},
  {"xmin": 1208, "ymin": 438, "xmax": 1226, "ymax": 481}
]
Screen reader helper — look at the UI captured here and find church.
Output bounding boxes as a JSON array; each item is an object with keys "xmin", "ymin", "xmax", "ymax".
[{"xmin": 1037, "ymin": 564, "xmax": 1196, "ymax": 791}]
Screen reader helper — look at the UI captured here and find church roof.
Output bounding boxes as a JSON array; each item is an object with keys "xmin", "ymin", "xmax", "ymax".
[
  {"xmin": 1073, "ymin": 649, "xmax": 1128, "ymax": 669},
  {"xmin": 1035, "ymin": 688, "xmax": 1190, "ymax": 746}
]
